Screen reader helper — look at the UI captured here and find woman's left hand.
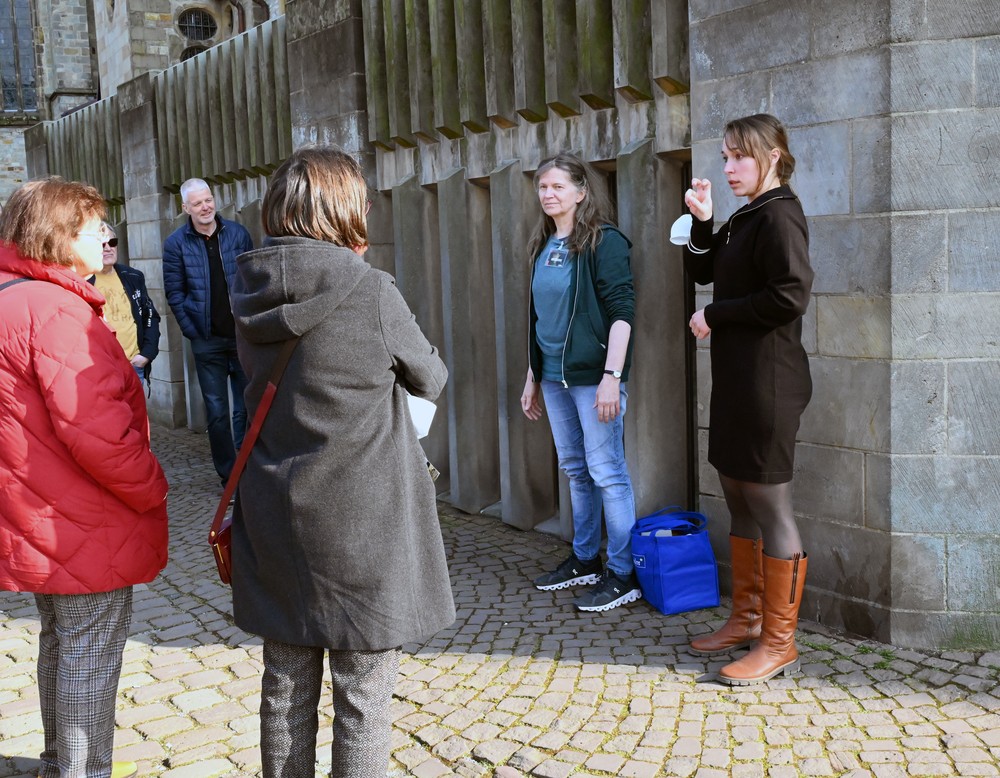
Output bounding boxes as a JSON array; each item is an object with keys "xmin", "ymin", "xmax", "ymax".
[
  {"xmin": 690, "ymin": 308, "xmax": 711, "ymax": 340},
  {"xmin": 594, "ymin": 376, "xmax": 621, "ymax": 423}
]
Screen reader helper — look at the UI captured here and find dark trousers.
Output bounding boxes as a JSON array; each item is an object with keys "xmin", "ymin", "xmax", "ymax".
[
  {"xmin": 260, "ymin": 640, "xmax": 400, "ymax": 778},
  {"xmin": 35, "ymin": 588, "xmax": 133, "ymax": 778},
  {"xmin": 190, "ymin": 334, "xmax": 248, "ymax": 482}
]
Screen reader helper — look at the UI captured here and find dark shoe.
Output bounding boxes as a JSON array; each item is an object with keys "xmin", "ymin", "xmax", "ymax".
[
  {"xmin": 534, "ymin": 553, "xmax": 602, "ymax": 591},
  {"xmin": 573, "ymin": 569, "xmax": 642, "ymax": 612}
]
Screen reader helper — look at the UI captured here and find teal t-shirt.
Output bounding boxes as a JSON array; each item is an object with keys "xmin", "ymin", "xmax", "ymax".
[{"xmin": 532, "ymin": 235, "xmax": 575, "ymax": 382}]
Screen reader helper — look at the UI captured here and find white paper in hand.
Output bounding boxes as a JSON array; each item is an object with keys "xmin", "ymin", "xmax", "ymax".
[{"xmin": 406, "ymin": 393, "xmax": 436, "ymax": 439}]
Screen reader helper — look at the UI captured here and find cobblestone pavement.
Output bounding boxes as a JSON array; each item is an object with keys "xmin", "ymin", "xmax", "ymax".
[{"xmin": 2, "ymin": 426, "xmax": 999, "ymax": 778}]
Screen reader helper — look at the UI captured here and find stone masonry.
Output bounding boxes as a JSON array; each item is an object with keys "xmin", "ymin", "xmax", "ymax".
[{"xmin": 687, "ymin": 0, "xmax": 1000, "ymax": 649}]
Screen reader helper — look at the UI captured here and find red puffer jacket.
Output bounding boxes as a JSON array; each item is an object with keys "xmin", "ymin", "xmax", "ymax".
[{"xmin": 0, "ymin": 246, "xmax": 169, "ymax": 594}]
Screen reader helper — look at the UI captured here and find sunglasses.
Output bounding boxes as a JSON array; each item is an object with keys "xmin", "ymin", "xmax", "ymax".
[{"xmin": 104, "ymin": 237, "xmax": 119, "ymax": 248}]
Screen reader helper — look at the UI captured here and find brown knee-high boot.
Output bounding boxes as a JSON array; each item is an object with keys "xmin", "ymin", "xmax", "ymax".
[
  {"xmin": 689, "ymin": 535, "xmax": 764, "ymax": 655},
  {"xmin": 718, "ymin": 552, "xmax": 807, "ymax": 685}
]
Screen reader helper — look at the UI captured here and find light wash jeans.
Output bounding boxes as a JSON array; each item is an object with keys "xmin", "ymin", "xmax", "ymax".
[{"xmin": 541, "ymin": 380, "xmax": 637, "ymax": 576}]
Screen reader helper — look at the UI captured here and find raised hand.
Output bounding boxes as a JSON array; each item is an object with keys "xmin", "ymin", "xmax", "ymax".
[{"xmin": 684, "ymin": 178, "xmax": 713, "ymax": 223}]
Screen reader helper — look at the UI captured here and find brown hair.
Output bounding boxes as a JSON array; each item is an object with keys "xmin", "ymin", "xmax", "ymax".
[
  {"xmin": 262, "ymin": 146, "xmax": 368, "ymax": 249},
  {"xmin": 527, "ymin": 152, "xmax": 616, "ymax": 260},
  {"xmin": 724, "ymin": 113, "xmax": 796, "ymax": 192},
  {"xmin": 0, "ymin": 177, "xmax": 106, "ymax": 267}
]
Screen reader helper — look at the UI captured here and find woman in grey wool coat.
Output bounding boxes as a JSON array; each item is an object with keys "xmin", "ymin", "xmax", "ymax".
[{"xmin": 230, "ymin": 146, "xmax": 455, "ymax": 778}]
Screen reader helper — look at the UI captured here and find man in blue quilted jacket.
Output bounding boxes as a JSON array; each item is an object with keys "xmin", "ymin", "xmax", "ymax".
[{"xmin": 163, "ymin": 178, "xmax": 254, "ymax": 486}]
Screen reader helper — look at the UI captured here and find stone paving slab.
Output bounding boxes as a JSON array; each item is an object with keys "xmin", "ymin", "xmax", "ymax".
[{"xmin": 1, "ymin": 426, "xmax": 999, "ymax": 777}]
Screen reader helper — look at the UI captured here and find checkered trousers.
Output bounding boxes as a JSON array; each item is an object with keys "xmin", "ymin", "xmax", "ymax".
[
  {"xmin": 34, "ymin": 587, "xmax": 133, "ymax": 778},
  {"xmin": 260, "ymin": 640, "xmax": 401, "ymax": 778}
]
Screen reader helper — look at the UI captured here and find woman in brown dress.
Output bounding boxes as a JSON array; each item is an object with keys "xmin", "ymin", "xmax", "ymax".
[{"xmin": 683, "ymin": 114, "xmax": 813, "ymax": 685}]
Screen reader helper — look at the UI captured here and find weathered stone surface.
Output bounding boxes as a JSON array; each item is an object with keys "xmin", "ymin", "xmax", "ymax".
[
  {"xmin": 890, "ymin": 610, "xmax": 1000, "ymax": 651},
  {"xmin": 889, "ymin": 213, "xmax": 947, "ymax": 294},
  {"xmin": 790, "ymin": 122, "xmax": 852, "ymax": 217},
  {"xmin": 890, "ymin": 109, "xmax": 1000, "ymax": 212},
  {"xmin": 890, "ymin": 40, "xmax": 976, "ymax": 113},
  {"xmin": 689, "ymin": 0, "xmax": 810, "ymax": 81},
  {"xmin": 689, "ymin": 71, "xmax": 769, "ymax": 142},
  {"xmin": 924, "ymin": 0, "xmax": 1000, "ymax": 40},
  {"xmin": 801, "ymin": 521, "xmax": 891, "ymax": 635},
  {"xmin": 865, "ymin": 453, "xmax": 890, "ymax": 532},
  {"xmin": 948, "ymin": 535, "xmax": 1000, "ymax": 613},
  {"xmin": 948, "ymin": 209, "xmax": 1000, "ymax": 292},
  {"xmin": 851, "ymin": 117, "xmax": 891, "ymax": 215},
  {"xmin": 810, "ymin": 0, "xmax": 889, "ymax": 58},
  {"xmin": 792, "ymin": 444, "xmax": 865, "ymax": 526},
  {"xmin": 947, "ymin": 361, "xmax": 1000, "ymax": 455},
  {"xmin": 614, "ymin": 0, "xmax": 654, "ymax": 101},
  {"xmin": 891, "ymin": 293, "xmax": 1000, "ymax": 359},
  {"xmin": 890, "ymin": 455, "xmax": 1000, "ymax": 533},
  {"xmin": 772, "ymin": 50, "xmax": 890, "ymax": 126},
  {"xmin": 891, "ymin": 533, "xmax": 946, "ymax": 610},
  {"xmin": 815, "ymin": 296, "xmax": 890, "ymax": 359},
  {"xmin": 976, "ymin": 37, "xmax": 1000, "ymax": 108},
  {"xmin": 808, "ymin": 216, "xmax": 890, "ymax": 296},
  {"xmin": 889, "ymin": 360, "xmax": 946, "ymax": 455},
  {"xmin": 798, "ymin": 357, "xmax": 890, "ymax": 452},
  {"xmin": 285, "ymin": 0, "xmax": 356, "ymax": 40}
]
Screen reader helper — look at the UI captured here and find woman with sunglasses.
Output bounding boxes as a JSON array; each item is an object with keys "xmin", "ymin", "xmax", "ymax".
[{"xmin": 90, "ymin": 222, "xmax": 161, "ymax": 386}]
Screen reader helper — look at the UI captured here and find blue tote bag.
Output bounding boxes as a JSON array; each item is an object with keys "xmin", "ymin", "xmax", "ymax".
[{"xmin": 631, "ymin": 507, "xmax": 721, "ymax": 616}]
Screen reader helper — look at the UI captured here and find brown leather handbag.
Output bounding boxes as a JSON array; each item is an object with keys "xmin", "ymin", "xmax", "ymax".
[{"xmin": 209, "ymin": 337, "xmax": 299, "ymax": 585}]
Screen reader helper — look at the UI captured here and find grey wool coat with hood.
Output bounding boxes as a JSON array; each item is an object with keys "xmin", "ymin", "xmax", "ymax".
[{"xmin": 229, "ymin": 236, "xmax": 455, "ymax": 650}]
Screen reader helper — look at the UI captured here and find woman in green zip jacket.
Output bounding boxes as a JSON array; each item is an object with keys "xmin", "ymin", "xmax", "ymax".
[
  {"xmin": 520, "ymin": 151, "xmax": 640, "ymax": 613},
  {"xmin": 683, "ymin": 114, "xmax": 814, "ymax": 686}
]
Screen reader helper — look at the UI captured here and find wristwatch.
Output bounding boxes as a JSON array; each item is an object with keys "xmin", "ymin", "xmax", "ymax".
[{"xmin": 603, "ymin": 369, "xmax": 622, "ymax": 379}]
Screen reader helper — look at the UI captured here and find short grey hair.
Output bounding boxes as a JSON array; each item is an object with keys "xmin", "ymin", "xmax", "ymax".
[{"xmin": 180, "ymin": 178, "xmax": 212, "ymax": 204}]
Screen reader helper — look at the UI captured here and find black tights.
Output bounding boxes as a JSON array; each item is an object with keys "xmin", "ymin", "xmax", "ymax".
[{"xmin": 718, "ymin": 474, "xmax": 803, "ymax": 560}]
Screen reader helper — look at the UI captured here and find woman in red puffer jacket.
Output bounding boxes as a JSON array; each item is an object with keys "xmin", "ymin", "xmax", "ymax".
[{"xmin": 0, "ymin": 177, "xmax": 169, "ymax": 778}]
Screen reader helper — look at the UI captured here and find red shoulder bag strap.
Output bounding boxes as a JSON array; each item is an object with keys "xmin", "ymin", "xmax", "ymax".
[{"xmin": 209, "ymin": 337, "xmax": 300, "ymax": 542}]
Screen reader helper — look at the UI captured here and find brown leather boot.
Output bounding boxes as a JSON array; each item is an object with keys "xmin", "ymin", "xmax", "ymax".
[
  {"xmin": 689, "ymin": 535, "xmax": 763, "ymax": 655},
  {"xmin": 718, "ymin": 552, "xmax": 807, "ymax": 685}
]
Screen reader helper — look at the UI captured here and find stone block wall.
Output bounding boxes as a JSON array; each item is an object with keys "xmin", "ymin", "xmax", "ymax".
[
  {"xmin": 0, "ymin": 128, "xmax": 28, "ymax": 202},
  {"xmin": 688, "ymin": 0, "xmax": 1000, "ymax": 649}
]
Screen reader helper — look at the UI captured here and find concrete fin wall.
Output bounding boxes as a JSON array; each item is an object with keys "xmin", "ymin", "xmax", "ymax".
[
  {"xmin": 41, "ymin": 97, "xmax": 125, "ymax": 204},
  {"xmin": 152, "ymin": 16, "xmax": 291, "ymax": 191}
]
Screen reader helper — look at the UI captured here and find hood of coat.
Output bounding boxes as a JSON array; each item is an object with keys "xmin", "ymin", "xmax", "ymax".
[
  {"xmin": 0, "ymin": 243, "xmax": 105, "ymax": 312},
  {"xmin": 232, "ymin": 236, "xmax": 371, "ymax": 344}
]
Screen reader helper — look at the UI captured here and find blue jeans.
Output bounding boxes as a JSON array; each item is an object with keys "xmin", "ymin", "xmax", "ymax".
[
  {"xmin": 541, "ymin": 380, "xmax": 637, "ymax": 577},
  {"xmin": 190, "ymin": 335, "xmax": 248, "ymax": 482}
]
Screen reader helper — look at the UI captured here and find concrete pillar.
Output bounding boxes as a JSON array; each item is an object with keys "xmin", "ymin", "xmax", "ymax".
[
  {"xmin": 616, "ymin": 139, "xmax": 690, "ymax": 516},
  {"xmin": 438, "ymin": 169, "xmax": 501, "ymax": 513},
  {"xmin": 490, "ymin": 160, "xmax": 558, "ymax": 530},
  {"xmin": 117, "ymin": 72, "xmax": 186, "ymax": 428},
  {"xmin": 392, "ymin": 175, "xmax": 450, "ymax": 492}
]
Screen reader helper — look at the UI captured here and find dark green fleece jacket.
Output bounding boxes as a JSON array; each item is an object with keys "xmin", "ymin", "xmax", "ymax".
[{"xmin": 528, "ymin": 225, "xmax": 635, "ymax": 386}]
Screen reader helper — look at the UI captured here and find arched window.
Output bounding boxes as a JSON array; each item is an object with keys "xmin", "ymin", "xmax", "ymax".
[
  {"xmin": 177, "ymin": 8, "xmax": 218, "ymax": 41},
  {"xmin": 180, "ymin": 46, "xmax": 208, "ymax": 62},
  {"xmin": 251, "ymin": 0, "xmax": 270, "ymax": 26},
  {"xmin": 0, "ymin": 0, "xmax": 37, "ymax": 114}
]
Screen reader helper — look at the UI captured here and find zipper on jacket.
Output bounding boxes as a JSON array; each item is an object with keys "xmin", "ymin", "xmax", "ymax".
[
  {"xmin": 560, "ymin": 239, "xmax": 581, "ymax": 388},
  {"xmin": 725, "ymin": 191, "xmax": 793, "ymax": 244}
]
